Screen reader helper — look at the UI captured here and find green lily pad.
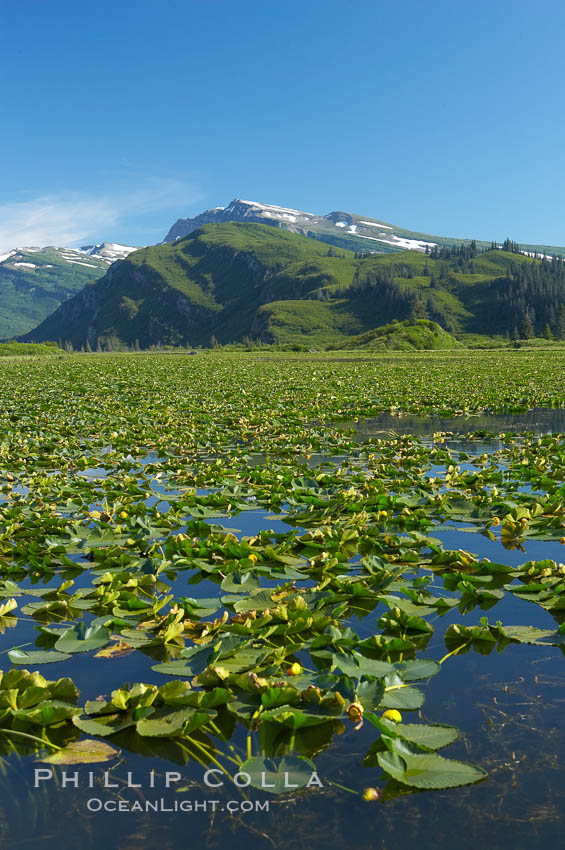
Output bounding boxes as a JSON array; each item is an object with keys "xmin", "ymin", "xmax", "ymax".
[
  {"xmin": 366, "ymin": 714, "xmax": 460, "ymax": 749},
  {"xmin": 54, "ymin": 622, "xmax": 111, "ymax": 654},
  {"xmin": 380, "ymin": 686, "xmax": 424, "ymax": 710},
  {"xmin": 38, "ymin": 739, "xmax": 120, "ymax": 764},
  {"xmin": 378, "ymin": 748, "xmax": 487, "ymax": 789},
  {"xmin": 136, "ymin": 707, "xmax": 212, "ymax": 737},
  {"xmin": 8, "ymin": 649, "xmax": 72, "ymax": 665},
  {"xmin": 239, "ymin": 755, "xmax": 319, "ymax": 794}
]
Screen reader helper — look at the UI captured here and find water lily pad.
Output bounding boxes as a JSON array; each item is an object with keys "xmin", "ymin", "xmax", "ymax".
[
  {"xmin": 366, "ymin": 714, "xmax": 460, "ymax": 749},
  {"xmin": 38, "ymin": 739, "xmax": 120, "ymax": 764},
  {"xmin": 239, "ymin": 755, "xmax": 319, "ymax": 794},
  {"xmin": 394, "ymin": 659, "xmax": 441, "ymax": 681},
  {"xmin": 378, "ymin": 749, "xmax": 487, "ymax": 789},
  {"xmin": 380, "ymin": 686, "xmax": 424, "ymax": 710},
  {"xmin": 54, "ymin": 622, "xmax": 110, "ymax": 654},
  {"xmin": 136, "ymin": 707, "xmax": 212, "ymax": 737},
  {"xmin": 8, "ymin": 649, "xmax": 72, "ymax": 665}
]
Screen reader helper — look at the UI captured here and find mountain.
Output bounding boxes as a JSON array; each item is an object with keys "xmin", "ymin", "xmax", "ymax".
[
  {"xmin": 19, "ymin": 222, "xmax": 565, "ymax": 350},
  {"xmin": 77, "ymin": 242, "xmax": 139, "ymax": 261},
  {"xmin": 163, "ymin": 198, "xmax": 440, "ymax": 255},
  {"xmin": 163, "ymin": 198, "xmax": 565, "ymax": 260},
  {"xmin": 0, "ymin": 243, "xmax": 139, "ymax": 338}
]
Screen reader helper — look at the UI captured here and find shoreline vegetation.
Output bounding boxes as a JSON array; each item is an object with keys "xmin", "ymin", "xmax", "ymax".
[
  {"xmin": 0, "ymin": 341, "xmax": 66, "ymax": 357},
  {"xmin": 6, "ymin": 342, "xmax": 565, "ymax": 359},
  {"xmin": 8, "ymin": 327, "xmax": 565, "ymax": 358}
]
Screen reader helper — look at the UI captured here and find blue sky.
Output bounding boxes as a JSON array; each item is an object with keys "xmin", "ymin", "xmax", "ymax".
[{"xmin": 1, "ymin": 0, "xmax": 565, "ymax": 250}]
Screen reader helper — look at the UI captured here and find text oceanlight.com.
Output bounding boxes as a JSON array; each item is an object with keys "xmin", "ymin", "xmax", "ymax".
[{"xmin": 86, "ymin": 798, "xmax": 270, "ymax": 813}]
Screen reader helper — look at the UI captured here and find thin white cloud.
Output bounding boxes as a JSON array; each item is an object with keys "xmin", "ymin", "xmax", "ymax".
[
  {"xmin": 0, "ymin": 179, "xmax": 203, "ymax": 252},
  {"xmin": 126, "ymin": 177, "xmax": 201, "ymax": 215},
  {"xmin": 0, "ymin": 196, "xmax": 119, "ymax": 253}
]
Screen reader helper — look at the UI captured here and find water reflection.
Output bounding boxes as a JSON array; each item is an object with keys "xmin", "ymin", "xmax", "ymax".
[{"xmin": 341, "ymin": 406, "xmax": 565, "ymax": 442}]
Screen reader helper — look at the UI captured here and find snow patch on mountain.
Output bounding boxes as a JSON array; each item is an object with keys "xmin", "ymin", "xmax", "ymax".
[
  {"xmin": 360, "ymin": 220, "xmax": 393, "ymax": 230},
  {"xmin": 238, "ymin": 199, "xmax": 312, "ymax": 216},
  {"xmin": 79, "ymin": 242, "xmax": 139, "ymax": 261},
  {"xmin": 380, "ymin": 235, "xmax": 437, "ymax": 251}
]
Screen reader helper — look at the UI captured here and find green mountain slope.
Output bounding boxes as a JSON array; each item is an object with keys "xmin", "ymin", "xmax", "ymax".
[
  {"xmin": 19, "ymin": 223, "xmax": 565, "ymax": 350},
  {"xmin": 0, "ymin": 247, "xmax": 118, "ymax": 338}
]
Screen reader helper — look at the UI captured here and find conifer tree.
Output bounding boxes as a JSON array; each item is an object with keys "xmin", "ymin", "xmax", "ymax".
[
  {"xmin": 558, "ymin": 304, "xmax": 565, "ymax": 340},
  {"xmin": 519, "ymin": 312, "xmax": 534, "ymax": 339},
  {"xmin": 410, "ymin": 299, "xmax": 428, "ymax": 322}
]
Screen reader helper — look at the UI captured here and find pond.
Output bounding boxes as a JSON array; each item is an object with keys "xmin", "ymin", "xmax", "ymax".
[
  {"xmin": 3, "ymin": 503, "xmax": 565, "ymax": 850},
  {"xmin": 3, "ymin": 355, "xmax": 565, "ymax": 850}
]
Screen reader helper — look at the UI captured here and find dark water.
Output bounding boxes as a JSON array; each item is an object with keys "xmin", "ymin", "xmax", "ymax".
[
  {"xmin": 341, "ymin": 406, "xmax": 565, "ymax": 443},
  {"xmin": 4, "ymin": 412, "xmax": 565, "ymax": 849}
]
